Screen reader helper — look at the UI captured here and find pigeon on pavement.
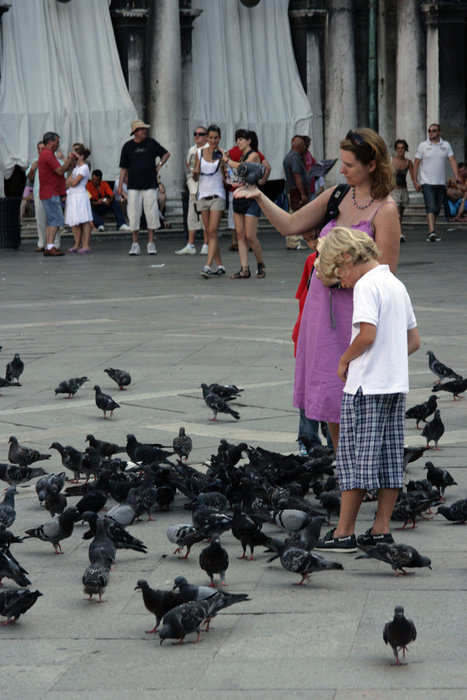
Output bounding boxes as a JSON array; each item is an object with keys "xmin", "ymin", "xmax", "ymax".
[
  {"xmin": 424, "ymin": 461, "xmax": 457, "ymax": 497},
  {"xmin": 134, "ymin": 580, "xmax": 184, "ymax": 633},
  {"xmin": 201, "ymin": 384, "xmax": 240, "ymax": 421},
  {"xmin": 0, "ymin": 530, "xmax": 23, "ymax": 548},
  {"xmin": 49, "ymin": 442, "xmax": 83, "ymax": 482},
  {"xmin": 82, "ymin": 512, "xmax": 147, "ymax": 553},
  {"xmin": 104, "ymin": 367, "xmax": 131, "ymax": 390},
  {"xmin": 158, "ymin": 598, "xmax": 219, "ymax": 645},
  {"xmin": 231, "ymin": 505, "xmax": 272, "ymax": 559},
  {"xmin": 8, "ymin": 436, "xmax": 51, "ymax": 468},
  {"xmin": 421, "ymin": 409, "xmax": 444, "ymax": 449},
  {"xmin": 437, "ymin": 498, "xmax": 467, "ymax": 523},
  {"xmin": 173, "ymin": 575, "xmax": 249, "ymax": 629},
  {"xmin": 0, "ymin": 548, "xmax": 31, "ymax": 587},
  {"xmin": 84, "ymin": 514, "xmax": 116, "ymax": 567},
  {"xmin": 5, "ymin": 353, "xmax": 24, "ymax": 385},
  {"xmin": 166, "ymin": 523, "xmax": 204, "ymax": 558},
  {"xmin": 356, "ymin": 542, "xmax": 432, "ymax": 576},
  {"xmin": 0, "ymin": 462, "xmax": 47, "ymax": 487},
  {"xmin": 35, "ymin": 472, "xmax": 66, "ymax": 504},
  {"xmin": 0, "ymin": 487, "xmax": 17, "ymax": 529},
  {"xmin": 125, "ymin": 434, "xmax": 173, "ymax": 465},
  {"xmin": 432, "ymin": 377, "xmax": 467, "ymax": 400},
  {"xmin": 405, "ymin": 395, "xmax": 438, "ymax": 429},
  {"xmin": 199, "ymin": 534, "xmax": 229, "ymax": 586},
  {"xmin": 94, "ymin": 385, "xmax": 120, "ymax": 418},
  {"xmin": 267, "ymin": 538, "xmax": 343, "ymax": 585},
  {"xmin": 426, "ymin": 350, "xmax": 462, "ymax": 384},
  {"xmin": 383, "ymin": 605, "xmax": 417, "ymax": 665},
  {"xmin": 0, "ymin": 589, "xmax": 42, "ymax": 625},
  {"xmin": 82, "ymin": 548, "xmax": 110, "ymax": 602},
  {"xmin": 44, "ymin": 485, "xmax": 67, "ymax": 517},
  {"xmin": 106, "ymin": 488, "xmax": 138, "ymax": 526},
  {"xmin": 85, "ymin": 434, "xmax": 125, "ymax": 459},
  {"xmin": 207, "ymin": 383, "xmax": 243, "ymax": 400},
  {"xmin": 54, "ymin": 376, "xmax": 88, "ymax": 398},
  {"xmin": 24, "ymin": 506, "xmax": 79, "ymax": 553},
  {"xmin": 173, "ymin": 427, "xmax": 193, "ymax": 461}
]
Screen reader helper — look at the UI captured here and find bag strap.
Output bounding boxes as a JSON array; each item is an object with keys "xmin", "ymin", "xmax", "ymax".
[
  {"xmin": 240, "ymin": 149, "xmax": 254, "ymax": 163},
  {"xmin": 325, "ymin": 183, "xmax": 350, "ymax": 222}
]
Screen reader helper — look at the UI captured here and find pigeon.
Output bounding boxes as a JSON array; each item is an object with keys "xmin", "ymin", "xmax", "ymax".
[
  {"xmin": 283, "ymin": 516, "xmax": 327, "ymax": 551},
  {"xmin": 85, "ymin": 434, "xmax": 125, "ymax": 459},
  {"xmin": 158, "ymin": 598, "xmax": 219, "ymax": 645},
  {"xmin": 403, "ymin": 445, "xmax": 428, "ymax": 471},
  {"xmin": 166, "ymin": 523, "xmax": 204, "ymax": 559},
  {"xmin": 134, "ymin": 580, "xmax": 184, "ymax": 633},
  {"xmin": 24, "ymin": 506, "xmax": 79, "ymax": 553},
  {"xmin": 199, "ymin": 534, "xmax": 229, "ymax": 586},
  {"xmin": 94, "ymin": 385, "xmax": 120, "ymax": 418},
  {"xmin": 426, "ymin": 350, "xmax": 462, "ymax": 384},
  {"xmin": 35, "ymin": 472, "xmax": 66, "ymax": 504},
  {"xmin": 424, "ymin": 461, "xmax": 457, "ymax": 497},
  {"xmin": 173, "ymin": 427, "xmax": 192, "ymax": 461},
  {"xmin": 432, "ymin": 377, "xmax": 467, "ymax": 400},
  {"xmin": 106, "ymin": 488, "xmax": 138, "ymax": 526},
  {"xmin": 0, "ymin": 530, "xmax": 23, "ymax": 548},
  {"xmin": 319, "ymin": 492, "xmax": 341, "ymax": 523},
  {"xmin": 5, "ymin": 353, "xmax": 24, "ymax": 385},
  {"xmin": 8, "ymin": 436, "xmax": 51, "ymax": 468},
  {"xmin": 421, "ymin": 409, "xmax": 444, "ymax": 449},
  {"xmin": 201, "ymin": 384, "xmax": 240, "ymax": 421},
  {"xmin": 192, "ymin": 504, "xmax": 232, "ymax": 537},
  {"xmin": 405, "ymin": 395, "xmax": 438, "ymax": 429},
  {"xmin": 0, "ymin": 589, "xmax": 42, "ymax": 625},
  {"xmin": 125, "ymin": 434, "xmax": 173, "ymax": 465},
  {"xmin": 0, "ymin": 548, "xmax": 31, "ymax": 587},
  {"xmin": 231, "ymin": 505, "xmax": 272, "ymax": 560},
  {"xmin": 437, "ymin": 498, "xmax": 467, "ymax": 523},
  {"xmin": 82, "ymin": 512, "xmax": 147, "ymax": 554},
  {"xmin": 49, "ymin": 442, "xmax": 83, "ymax": 482},
  {"xmin": 0, "ymin": 463, "xmax": 47, "ymax": 487},
  {"xmin": 0, "ymin": 487, "xmax": 17, "ymax": 529},
  {"xmin": 75, "ymin": 487, "xmax": 107, "ymax": 516},
  {"xmin": 84, "ymin": 515, "xmax": 116, "ymax": 567},
  {"xmin": 173, "ymin": 576, "xmax": 249, "ymax": 629},
  {"xmin": 44, "ymin": 485, "xmax": 67, "ymax": 517},
  {"xmin": 356, "ymin": 542, "xmax": 432, "ymax": 576},
  {"xmin": 82, "ymin": 548, "xmax": 110, "ymax": 602},
  {"xmin": 54, "ymin": 376, "xmax": 88, "ymax": 398},
  {"xmin": 104, "ymin": 367, "xmax": 131, "ymax": 390},
  {"xmin": 267, "ymin": 538, "xmax": 343, "ymax": 585},
  {"xmin": 272, "ymin": 508, "xmax": 318, "ymax": 534},
  {"xmin": 383, "ymin": 605, "xmax": 417, "ymax": 665},
  {"xmin": 0, "ymin": 377, "xmax": 16, "ymax": 389},
  {"xmin": 207, "ymin": 383, "xmax": 243, "ymax": 400}
]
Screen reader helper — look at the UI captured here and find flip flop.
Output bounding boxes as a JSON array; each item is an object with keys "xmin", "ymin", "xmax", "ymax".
[{"xmin": 78, "ymin": 248, "xmax": 91, "ymax": 254}]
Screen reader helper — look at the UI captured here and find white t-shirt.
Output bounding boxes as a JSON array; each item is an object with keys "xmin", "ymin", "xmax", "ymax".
[
  {"xmin": 414, "ymin": 138, "xmax": 454, "ymax": 185},
  {"xmin": 344, "ymin": 265, "xmax": 417, "ymax": 395},
  {"xmin": 67, "ymin": 164, "xmax": 90, "ymax": 196}
]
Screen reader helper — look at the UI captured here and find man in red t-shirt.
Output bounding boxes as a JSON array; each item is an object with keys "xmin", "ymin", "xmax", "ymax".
[
  {"xmin": 38, "ymin": 131, "xmax": 76, "ymax": 256},
  {"xmin": 86, "ymin": 170, "xmax": 129, "ymax": 232}
]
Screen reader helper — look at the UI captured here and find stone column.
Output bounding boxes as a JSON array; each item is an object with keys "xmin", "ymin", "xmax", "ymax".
[
  {"xmin": 324, "ymin": 0, "xmax": 357, "ymax": 184},
  {"xmin": 395, "ymin": 0, "xmax": 425, "ymax": 161},
  {"xmin": 147, "ymin": 0, "xmax": 184, "ymax": 202},
  {"xmin": 377, "ymin": 0, "xmax": 397, "ymax": 147}
]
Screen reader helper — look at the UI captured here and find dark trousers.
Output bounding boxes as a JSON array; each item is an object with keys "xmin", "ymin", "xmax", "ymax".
[{"xmin": 91, "ymin": 201, "xmax": 126, "ymax": 229}]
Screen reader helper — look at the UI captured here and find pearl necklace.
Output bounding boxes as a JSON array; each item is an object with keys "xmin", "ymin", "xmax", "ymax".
[{"xmin": 351, "ymin": 186, "xmax": 373, "ymax": 210}]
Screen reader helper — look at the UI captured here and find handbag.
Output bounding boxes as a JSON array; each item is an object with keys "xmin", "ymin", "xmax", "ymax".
[{"xmin": 232, "ymin": 150, "xmax": 255, "ymax": 215}]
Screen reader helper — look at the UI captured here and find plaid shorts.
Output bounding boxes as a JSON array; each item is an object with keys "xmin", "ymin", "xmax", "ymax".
[{"xmin": 336, "ymin": 388, "xmax": 406, "ymax": 491}]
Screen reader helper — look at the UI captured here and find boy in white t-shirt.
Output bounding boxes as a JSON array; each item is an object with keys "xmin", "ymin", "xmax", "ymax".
[{"xmin": 314, "ymin": 227, "xmax": 420, "ymax": 553}]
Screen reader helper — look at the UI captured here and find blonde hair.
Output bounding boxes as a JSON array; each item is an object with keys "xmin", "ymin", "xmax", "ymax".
[
  {"xmin": 340, "ymin": 127, "xmax": 395, "ymax": 199},
  {"xmin": 316, "ymin": 226, "xmax": 380, "ymax": 284}
]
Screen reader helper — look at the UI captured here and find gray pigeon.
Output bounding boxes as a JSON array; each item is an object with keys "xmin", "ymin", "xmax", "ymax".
[
  {"xmin": 24, "ymin": 506, "xmax": 79, "ymax": 553},
  {"xmin": 173, "ymin": 427, "xmax": 193, "ymax": 461},
  {"xmin": 94, "ymin": 385, "xmax": 120, "ymax": 418},
  {"xmin": 134, "ymin": 580, "xmax": 184, "ymax": 633},
  {"xmin": 104, "ymin": 367, "xmax": 131, "ymax": 390},
  {"xmin": 106, "ymin": 488, "xmax": 138, "ymax": 526},
  {"xmin": 166, "ymin": 523, "xmax": 204, "ymax": 559},
  {"xmin": 356, "ymin": 543, "xmax": 432, "ymax": 576},
  {"xmin": 0, "ymin": 487, "xmax": 17, "ymax": 529},
  {"xmin": 267, "ymin": 539, "xmax": 343, "ymax": 585},
  {"xmin": 158, "ymin": 596, "xmax": 221, "ymax": 645},
  {"xmin": 5, "ymin": 353, "xmax": 24, "ymax": 385},
  {"xmin": 0, "ymin": 462, "xmax": 47, "ymax": 487},
  {"xmin": 82, "ymin": 512, "xmax": 147, "ymax": 554},
  {"xmin": 421, "ymin": 409, "xmax": 444, "ymax": 449},
  {"xmin": 54, "ymin": 376, "xmax": 88, "ymax": 398},
  {"xmin": 84, "ymin": 515, "xmax": 116, "ymax": 567},
  {"xmin": 49, "ymin": 442, "xmax": 83, "ymax": 482},
  {"xmin": 0, "ymin": 589, "xmax": 42, "ymax": 625},
  {"xmin": 426, "ymin": 350, "xmax": 462, "ymax": 384},
  {"xmin": 8, "ymin": 436, "xmax": 51, "ymax": 468},
  {"xmin": 201, "ymin": 384, "xmax": 240, "ymax": 421},
  {"xmin": 0, "ymin": 548, "xmax": 31, "ymax": 587},
  {"xmin": 383, "ymin": 605, "xmax": 417, "ymax": 665},
  {"xmin": 437, "ymin": 498, "xmax": 467, "ymax": 523},
  {"xmin": 173, "ymin": 576, "xmax": 249, "ymax": 631},
  {"xmin": 82, "ymin": 548, "xmax": 110, "ymax": 602},
  {"xmin": 35, "ymin": 472, "xmax": 66, "ymax": 504}
]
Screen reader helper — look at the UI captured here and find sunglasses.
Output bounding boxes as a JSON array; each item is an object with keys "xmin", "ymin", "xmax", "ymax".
[
  {"xmin": 428, "ymin": 128, "xmax": 439, "ymax": 133},
  {"xmin": 194, "ymin": 131, "xmax": 207, "ymax": 136},
  {"xmin": 346, "ymin": 130, "xmax": 376, "ymax": 157}
]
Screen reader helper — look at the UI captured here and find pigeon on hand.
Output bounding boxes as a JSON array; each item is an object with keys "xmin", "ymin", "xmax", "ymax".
[
  {"xmin": 0, "ymin": 462, "xmax": 47, "ymax": 487},
  {"xmin": 437, "ymin": 498, "xmax": 467, "ymax": 523},
  {"xmin": 267, "ymin": 538, "xmax": 343, "ymax": 585},
  {"xmin": 424, "ymin": 461, "xmax": 457, "ymax": 497},
  {"xmin": 201, "ymin": 384, "xmax": 240, "ymax": 421},
  {"xmin": 104, "ymin": 367, "xmax": 131, "ymax": 390},
  {"xmin": 383, "ymin": 605, "xmax": 417, "ymax": 665},
  {"xmin": 0, "ymin": 548, "xmax": 31, "ymax": 587},
  {"xmin": 405, "ymin": 395, "xmax": 438, "ymax": 429},
  {"xmin": 8, "ymin": 436, "xmax": 51, "ymax": 468},
  {"xmin": 82, "ymin": 548, "xmax": 110, "ymax": 602},
  {"xmin": 94, "ymin": 385, "xmax": 120, "ymax": 418},
  {"xmin": 5, "ymin": 353, "xmax": 24, "ymax": 385},
  {"xmin": 0, "ymin": 487, "xmax": 17, "ymax": 529},
  {"xmin": 49, "ymin": 442, "xmax": 83, "ymax": 482},
  {"xmin": 356, "ymin": 542, "xmax": 432, "ymax": 576},
  {"xmin": 85, "ymin": 434, "xmax": 125, "ymax": 459},
  {"xmin": 421, "ymin": 409, "xmax": 444, "ymax": 449},
  {"xmin": 0, "ymin": 589, "xmax": 42, "ymax": 625},
  {"xmin": 199, "ymin": 534, "xmax": 229, "ymax": 587},
  {"xmin": 134, "ymin": 580, "xmax": 184, "ymax": 633},
  {"xmin": 426, "ymin": 350, "xmax": 462, "ymax": 384},
  {"xmin": 54, "ymin": 376, "xmax": 88, "ymax": 398},
  {"xmin": 24, "ymin": 506, "xmax": 79, "ymax": 554},
  {"xmin": 432, "ymin": 377, "xmax": 467, "ymax": 400},
  {"xmin": 173, "ymin": 427, "xmax": 193, "ymax": 461}
]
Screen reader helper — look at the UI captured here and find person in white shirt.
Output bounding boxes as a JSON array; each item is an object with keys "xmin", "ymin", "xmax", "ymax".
[
  {"xmin": 313, "ymin": 227, "xmax": 420, "ymax": 554},
  {"xmin": 413, "ymin": 123, "xmax": 459, "ymax": 242},
  {"xmin": 175, "ymin": 126, "xmax": 209, "ymax": 256}
]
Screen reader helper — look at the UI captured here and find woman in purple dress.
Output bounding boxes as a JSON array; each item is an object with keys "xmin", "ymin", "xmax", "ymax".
[{"xmin": 234, "ymin": 128, "xmax": 400, "ymax": 450}]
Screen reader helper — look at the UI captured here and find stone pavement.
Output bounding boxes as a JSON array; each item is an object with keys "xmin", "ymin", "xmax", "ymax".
[{"xmin": 0, "ymin": 224, "xmax": 466, "ymax": 699}]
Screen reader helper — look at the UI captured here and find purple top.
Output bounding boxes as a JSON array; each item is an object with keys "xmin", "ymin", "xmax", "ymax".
[{"xmin": 293, "ymin": 218, "xmax": 375, "ymax": 423}]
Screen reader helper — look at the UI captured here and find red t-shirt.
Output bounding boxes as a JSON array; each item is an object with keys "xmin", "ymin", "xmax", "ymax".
[
  {"xmin": 292, "ymin": 252, "xmax": 317, "ymax": 357},
  {"xmin": 86, "ymin": 180, "xmax": 113, "ymax": 202},
  {"xmin": 38, "ymin": 148, "xmax": 66, "ymax": 199}
]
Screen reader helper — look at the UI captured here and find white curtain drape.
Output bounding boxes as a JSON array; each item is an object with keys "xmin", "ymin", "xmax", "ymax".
[
  {"xmin": 190, "ymin": 0, "xmax": 313, "ymax": 180},
  {"xmin": 0, "ymin": 0, "xmax": 137, "ymax": 185}
]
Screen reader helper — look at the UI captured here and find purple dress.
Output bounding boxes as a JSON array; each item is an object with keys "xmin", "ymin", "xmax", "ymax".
[{"xmin": 293, "ymin": 218, "xmax": 375, "ymax": 423}]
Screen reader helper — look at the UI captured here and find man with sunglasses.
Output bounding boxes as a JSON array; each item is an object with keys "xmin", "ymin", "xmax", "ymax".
[
  {"xmin": 175, "ymin": 126, "xmax": 209, "ymax": 255},
  {"xmin": 413, "ymin": 124, "xmax": 459, "ymax": 242}
]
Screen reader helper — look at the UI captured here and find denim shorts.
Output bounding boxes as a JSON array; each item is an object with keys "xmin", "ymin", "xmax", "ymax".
[
  {"xmin": 244, "ymin": 198, "xmax": 261, "ymax": 217},
  {"xmin": 421, "ymin": 184, "xmax": 446, "ymax": 215},
  {"xmin": 42, "ymin": 195, "xmax": 64, "ymax": 227}
]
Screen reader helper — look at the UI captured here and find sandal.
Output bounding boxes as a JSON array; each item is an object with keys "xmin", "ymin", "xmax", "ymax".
[
  {"xmin": 230, "ymin": 266, "xmax": 251, "ymax": 279},
  {"xmin": 256, "ymin": 262, "xmax": 266, "ymax": 278},
  {"xmin": 228, "ymin": 243, "xmax": 238, "ymax": 251}
]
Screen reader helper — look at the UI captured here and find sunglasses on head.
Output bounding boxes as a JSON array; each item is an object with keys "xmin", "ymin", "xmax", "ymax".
[
  {"xmin": 346, "ymin": 130, "xmax": 376, "ymax": 157},
  {"xmin": 194, "ymin": 131, "xmax": 207, "ymax": 136}
]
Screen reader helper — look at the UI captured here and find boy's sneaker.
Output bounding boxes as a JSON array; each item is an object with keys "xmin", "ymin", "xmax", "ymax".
[
  {"xmin": 128, "ymin": 242, "xmax": 140, "ymax": 255},
  {"xmin": 200, "ymin": 244, "xmax": 209, "ymax": 255},
  {"xmin": 212, "ymin": 266, "xmax": 226, "ymax": 276},
  {"xmin": 147, "ymin": 242, "xmax": 157, "ymax": 255},
  {"xmin": 200, "ymin": 266, "xmax": 212, "ymax": 279},
  {"xmin": 426, "ymin": 231, "xmax": 441, "ymax": 242},
  {"xmin": 315, "ymin": 528, "xmax": 357, "ymax": 553},
  {"xmin": 175, "ymin": 244, "xmax": 196, "ymax": 255},
  {"xmin": 356, "ymin": 528, "xmax": 394, "ymax": 547}
]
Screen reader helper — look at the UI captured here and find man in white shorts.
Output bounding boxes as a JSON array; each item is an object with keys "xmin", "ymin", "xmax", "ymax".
[
  {"xmin": 117, "ymin": 119, "xmax": 170, "ymax": 255},
  {"xmin": 175, "ymin": 126, "xmax": 209, "ymax": 255}
]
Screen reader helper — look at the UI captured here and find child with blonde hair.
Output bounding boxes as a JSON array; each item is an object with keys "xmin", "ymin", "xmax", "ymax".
[{"xmin": 315, "ymin": 226, "xmax": 420, "ymax": 553}]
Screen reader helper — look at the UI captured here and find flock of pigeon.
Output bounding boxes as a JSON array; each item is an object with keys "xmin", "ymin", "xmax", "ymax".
[{"xmin": 0, "ymin": 346, "xmax": 464, "ymax": 664}]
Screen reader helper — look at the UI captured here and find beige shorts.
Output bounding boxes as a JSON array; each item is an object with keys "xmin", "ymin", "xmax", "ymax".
[
  {"xmin": 127, "ymin": 188, "xmax": 160, "ymax": 231},
  {"xmin": 196, "ymin": 195, "xmax": 226, "ymax": 212},
  {"xmin": 391, "ymin": 188, "xmax": 409, "ymax": 207},
  {"xmin": 187, "ymin": 192, "xmax": 204, "ymax": 230}
]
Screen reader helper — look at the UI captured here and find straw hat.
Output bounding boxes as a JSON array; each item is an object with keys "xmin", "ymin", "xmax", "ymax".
[{"xmin": 130, "ymin": 119, "xmax": 150, "ymax": 135}]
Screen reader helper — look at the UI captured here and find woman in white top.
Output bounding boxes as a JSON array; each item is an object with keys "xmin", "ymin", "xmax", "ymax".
[
  {"xmin": 65, "ymin": 143, "xmax": 93, "ymax": 253},
  {"xmin": 193, "ymin": 124, "xmax": 226, "ymax": 279}
]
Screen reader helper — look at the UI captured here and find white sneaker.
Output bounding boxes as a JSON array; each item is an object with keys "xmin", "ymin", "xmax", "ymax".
[
  {"xmin": 119, "ymin": 224, "xmax": 130, "ymax": 232},
  {"xmin": 147, "ymin": 242, "xmax": 157, "ymax": 255},
  {"xmin": 175, "ymin": 244, "xmax": 196, "ymax": 255},
  {"xmin": 97, "ymin": 225, "xmax": 105, "ymax": 232},
  {"xmin": 200, "ymin": 244, "xmax": 209, "ymax": 255},
  {"xmin": 128, "ymin": 242, "xmax": 140, "ymax": 255}
]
